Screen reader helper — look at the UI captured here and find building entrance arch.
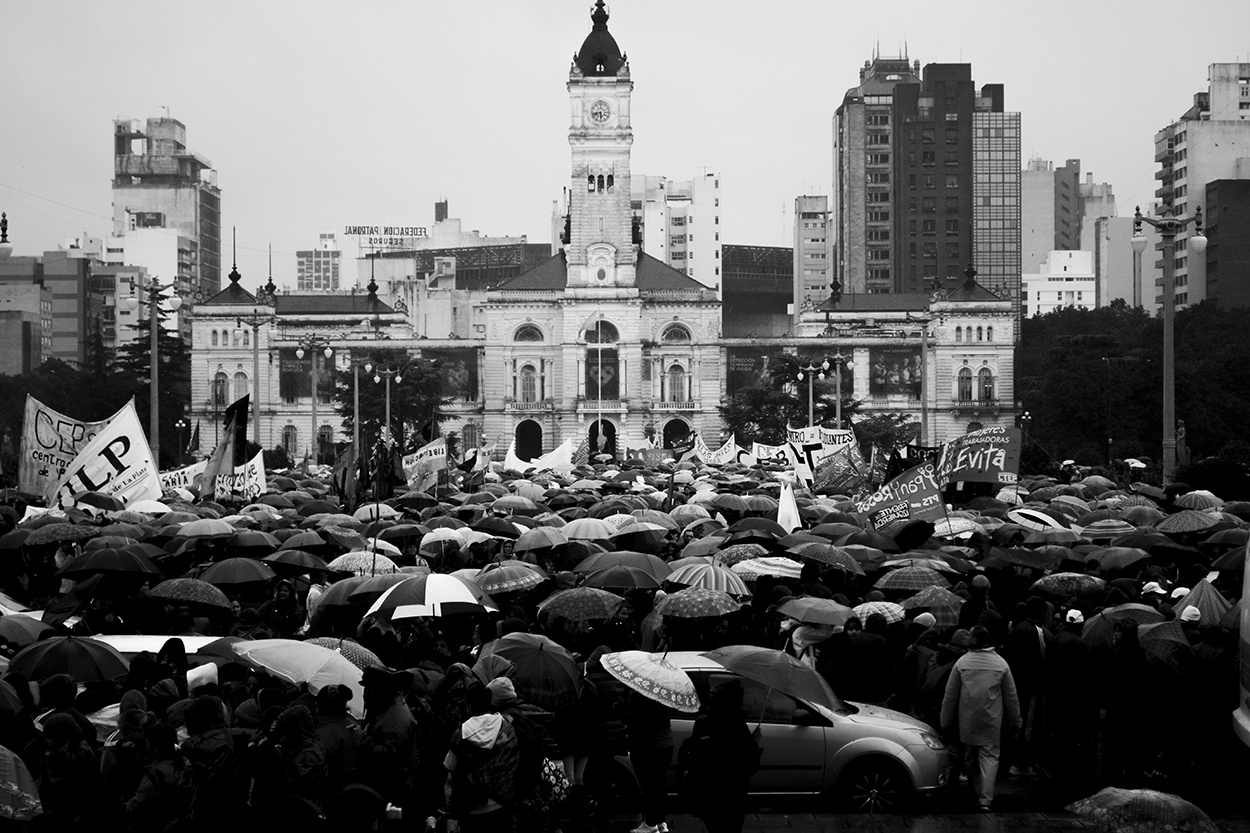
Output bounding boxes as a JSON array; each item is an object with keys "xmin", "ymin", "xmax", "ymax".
[
  {"xmin": 662, "ymin": 418, "xmax": 691, "ymax": 449},
  {"xmin": 515, "ymin": 420, "xmax": 543, "ymax": 461},
  {"xmin": 588, "ymin": 420, "xmax": 617, "ymax": 459}
]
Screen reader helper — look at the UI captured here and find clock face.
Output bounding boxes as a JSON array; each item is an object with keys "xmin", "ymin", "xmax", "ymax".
[{"xmin": 589, "ymin": 100, "xmax": 611, "ymax": 123}]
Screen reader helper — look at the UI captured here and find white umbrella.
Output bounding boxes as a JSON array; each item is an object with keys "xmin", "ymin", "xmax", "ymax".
[{"xmin": 232, "ymin": 639, "xmax": 364, "ymax": 718}]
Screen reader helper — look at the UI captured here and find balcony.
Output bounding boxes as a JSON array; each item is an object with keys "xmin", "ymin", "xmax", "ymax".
[
  {"xmin": 576, "ymin": 399, "xmax": 627, "ymax": 414},
  {"xmin": 951, "ymin": 396, "xmax": 1000, "ymax": 415},
  {"xmin": 652, "ymin": 401, "xmax": 699, "ymax": 412},
  {"xmin": 504, "ymin": 400, "xmax": 552, "ymax": 413},
  {"xmin": 443, "ymin": 399, "xmax": 484, "ymax": 415}
]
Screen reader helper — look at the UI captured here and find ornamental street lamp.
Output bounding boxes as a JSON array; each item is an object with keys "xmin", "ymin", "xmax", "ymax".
[
  {"xmin": 126, "ymin": 277, "xmax": 182, "ymax": 463},
  {"xmin": 1131, "ymin": 205, "xmax": 1206, "ymax": 485},
  {"xmin": 373, "ymin": 365, "xmax": 405, "ymax": 447},
  {"xmin": 175, "ymin": 418, "xmax": 188, "ymax": 466},
  {"xmin": 295, "ymin": 335, "xmax": 334, "ymax": 465},
  {"xmin": 234, "ymin": 280, "xmax": 277, "ymax": 448},
  {"xmin": 797, "ymin": 359, "xmax": 829, "ymax": 428}
]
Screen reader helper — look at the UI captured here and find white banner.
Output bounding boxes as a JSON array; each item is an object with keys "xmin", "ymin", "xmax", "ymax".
[
  {"xmin": 159, "ymin": 460, "xmax": 207, "ymax": 491},
  {"xmin": 786, "ymin": 425, "xmax": 821, "ymax": 444},
  {"xmin": 818, "ymin": 428, "xmax": 855, "ymax": 448},
  {"xmin": 703, "ymin": 434, "xmax": 738, "ymax": 466},
  {"xmin": 214, "ymin": 450, "xmax": 267, "ymax": 501},
  {"xmin": 403, "ymin": 437, "xmax": 448, "ymax": 490},
  {"xmin": 19, "ymin": 396, "xmax": 124, "ymax": 498},
  {"xmin": 531, "ymin": 438, "xmax": 576, "ymax": 473},
  {"xmin": 751, "ymin": 442, "xmax": 790, "ymax": 466},
  {"xmin": 47, "ymin": 400, "xmax": 162, "ymax": 509}
]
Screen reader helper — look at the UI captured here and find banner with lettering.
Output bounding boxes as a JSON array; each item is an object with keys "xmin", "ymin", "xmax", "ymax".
[
  {"xmin": 934, "ymin": 426, "xmax": 1022, "ymax": 487},
  {"xmin": 403, "ymin": 437, "xmax": 448, "ymax": 490},
  {"xmin": 751, "ymin": 442, "xmax": 790, "ymax": 467},
  {"xmin": 214, "ymin": 450, "xmax": 266, "ymax": 501},
  {"xmin": 818, "ymin": 428, "xmax": 855, "ymax": 448},
  {"xmin": 703, "ymin": 434, "xmax": 737, "ymax": 465},
  {"xmin": 19, "ymin": 396, "xmax": 123, "ymax": 499},
  {"xmin": 854, "ymin": 462, "xmax": 944, "ymax": 529},
  {"xmin": 813, "ymin": 442, "xmax": 868, "ymax": 495},
  {"xmin": 159, "ymin": 461, "xmax": 207, "ymax": 492},
  {"xmin": 786, "ymin": 425, "xmax": 820, "ymax": 444},
  {"xmin": 47, "ymin": 400, "xmax": 162, "ymax": 509}
]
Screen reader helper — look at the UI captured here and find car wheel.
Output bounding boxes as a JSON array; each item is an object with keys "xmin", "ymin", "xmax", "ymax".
[{"xmin": 837, "ymin": 759, "xmax": 911, "ymax": 814}]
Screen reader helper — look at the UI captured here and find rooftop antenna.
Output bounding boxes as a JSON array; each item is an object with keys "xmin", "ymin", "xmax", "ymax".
[
  {"xmin": 268, "ymin": 242, "xmax": 272, "ymax": 281},
  {"xmin": 232, "ymin": 226, "xmax": 237, "ymax": 269}
]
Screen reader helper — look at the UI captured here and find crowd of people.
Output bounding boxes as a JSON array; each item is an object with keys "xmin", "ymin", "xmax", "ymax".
[{"xmin": 0, "ymin": 462, "xmax": 1242, "ymax": 832}]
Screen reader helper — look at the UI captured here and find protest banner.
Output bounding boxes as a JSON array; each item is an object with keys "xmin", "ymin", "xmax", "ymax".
[
  {"xmin": 403, "ymin": 437, "xmax": 448, "ymax": 490},
  {"xmin": 214, "ymin": 450, "xmax": 267, "ymax": 501},
  {"xmin": 854, "ymin": 463, "xmax": 944, "ymax": 529},
  {"xmin": 818, "ymin": 428, "xmax": 855, "ymax": 448},
  {"xmin": 19, "ymin": 396, "xmax": 124, "ymax": 498},
  {"xmin": 159, "ymin": 460, "xmax": 207, "ymax": 492},
  {"xmin": 813, "ymin": 442, "xmax": 868, "ymax": 494},
  {"xmin": 47, "ymin": 400, "xmax": 162, "ymax": 509},
  {"xmin": 703, "ymin": 434, "xmax": 737, "ymax": 465},
  {"xmin": 934, "ymin": 426, "xmax": 1022, "ymax": 487},
  {"xmin": 751, "ymin": 442, "xmax": 790, "ymax": 466},
  {"xmin": 786, "ymin": 425, "xmax": 820, "ymax": 444}
]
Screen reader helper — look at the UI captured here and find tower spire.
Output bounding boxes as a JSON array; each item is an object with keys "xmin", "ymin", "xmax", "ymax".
[{"xmin": 227, "ymin": 226, "xmax": 241, "ymax": 286}]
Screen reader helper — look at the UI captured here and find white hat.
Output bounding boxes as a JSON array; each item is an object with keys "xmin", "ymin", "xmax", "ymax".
[
  {"xmin": 1066, "ymin": 609, "xmax": 1085, "ymax": 625},
  {"xmin": 1180, "ymin": 605, "xmax": 1201, "ymax": 623},
  {"xmin": 1171, "ymin": 587, "xmax": 1190, "ymax": 600},
  {"xmin": 1142, "ymin": 581, "xmax": 1167, "ymax": 596}
]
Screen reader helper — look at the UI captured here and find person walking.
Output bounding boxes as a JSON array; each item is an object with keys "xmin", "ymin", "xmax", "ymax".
[
  {"xmin": 678, "ymin": 680, "xmax": 760, "ymax": 833},
  {"xmin": 940, "ymin": 625, "xmax": 1021, "ymax": 812}
]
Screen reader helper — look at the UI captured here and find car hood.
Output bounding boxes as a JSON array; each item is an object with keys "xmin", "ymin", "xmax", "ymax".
[{"xmin": 844, "ymin": 702, "xmax": 936, "ymax": 734}]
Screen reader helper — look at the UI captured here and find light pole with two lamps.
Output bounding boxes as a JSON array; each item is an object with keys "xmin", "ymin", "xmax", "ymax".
[
  {"xmin": 294, "ymin": 335, "xmax": 334, "ymax": 466},
  {"xmin": 174, "ymin": 419, "xmax": 188, "ymax": 466},
  {"xmin": 797, "ymin": 353, "xmax": 849, "ymax": 429},
  {"xmin": 1131, "ymin": 205, "xmax": 1206, "ymax": 485},
  {"xmin": 125, "ymin": 277, "xmax": 182, "ymax": 463},
  {"xmin": 372, "ymin": 364, "xmax": 406, "ymax": 448},
  {"xmin": 233, "ymin": 276, "xmax": 277, "ymax": 449}
]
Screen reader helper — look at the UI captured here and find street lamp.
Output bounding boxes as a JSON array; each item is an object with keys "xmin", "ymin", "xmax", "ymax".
[
  {"xmin": 1131, "ymin": 204, "xmax": 1206, "ymax": 485},
  {"xmin": 125, "ymin": 277, "xmax": 182, "ymax": 464},
  {"xmin": 373, "ymin": 365, "xmax": 405, "ymax": 447},
  {"xmin": 235, "ymin": 283, "xmax": 277, "ymax": 448},
  {"xmin": 797, "ymin": 359, "xmax": 829, "ymax": 428},
  {"xmin": 174, "ymin": 418, "xmax": 188, "ymax": 465},
  {"xmin": 295, "ymin": 335, "xmax": 334, "ymax": 465}
]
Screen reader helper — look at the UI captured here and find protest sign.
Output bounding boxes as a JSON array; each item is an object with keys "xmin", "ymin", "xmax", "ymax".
[
  {"xmin": 47, "ymin": 400, "xmax": 161, "ymax": 509},
  {"xmin": 159, "ymin": 461, "xmax": 207, "ymax": 491},
  {"xmin": 214, "ymin": 450, "xmax": 266, "ymax": 500},
  {"xmin": 403, "ymin": 437, "xmax": 448, "ymax": 490},
  {"xmin": 813, "ymin": 442, "xmax": 868, "ymax": 494},
  {"xmin": 934, "ymin": 426, "xmax": 1022, "ymax": 486},
  {"xmin": 854, "ymin": 463, "xmax": 944, "ymax": 529},
  {"xmin": 19, "ymin": 396, "xmax": 123, "ymax": 498}
]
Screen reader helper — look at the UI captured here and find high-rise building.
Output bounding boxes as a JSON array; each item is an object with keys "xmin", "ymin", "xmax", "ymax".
[
  {"xmin": 1154, "ymin": 62, "xmax": 1250, "ymax": 309},
  {"xmin": 722, "ymin": 244, "xmax": 792, "ymax": 337},
  {"xmin": 0, "ymin": 250, "xmax": 103, "ymax": 368},
  {"xmin": 1204, "ymin": 179, "xmax": 1250, "ymax": 309},
  {"xmin": 631, "ymin": 171, "xmax": 722, "ymax": 295},
  {"xmin": 971, "ymin": 92, "xmax": 1022, "ymax": 323},
  {"xmin": 1021, "ymin": 158, "xmax": 1081, "ymax": 272},
  {"xmin": 112, "ymin": 117, "xmax": 222, "ymax": 299},
  {"xmin": 297, "ymin": 234, "xmax": 341, "ymax": 291},
  {"xmin": 793, "ymin": 195, "xmax": 831, "ymax": 322},
  {"xmin": 1022, "ymin": 250, "xmax": 1095, "ymax": 317},
  {"xmin": 833, "ymin": 55, "xmax": 922, "ymax": 295}
]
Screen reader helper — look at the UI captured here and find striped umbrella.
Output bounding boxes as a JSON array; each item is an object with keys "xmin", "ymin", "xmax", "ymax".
[
  {"xmin": 1007, "ymin": 508, "xmax": 1070, "ymax": 532},
  {"xmin": 563, "ymin": 517, "xmax": 615, "ymax": 541},
  {"xmin": 366, "ymin": 574, "xmax": 496, "ymax": 619},
  {"xmin": 654, "ymin": 587, "xmax": 741, "ymax": 619},
  {"xmin": 1081, "ymin": 519, "xmax": 1139, "ymax": 541},
  {"xmin": 852, "ymin": 600, "xmax": 906, "ymax": 625},
  {"xmin": 665, "ymin": 563, "xmax": 750, "ymax": 596},
  {"xmin": 1174, "ymin": 490, "xmax": 1222, "ymax": 510},
  {"xmin": 873, "ymin": 565, "xmax": 950, "ymax": 593}
]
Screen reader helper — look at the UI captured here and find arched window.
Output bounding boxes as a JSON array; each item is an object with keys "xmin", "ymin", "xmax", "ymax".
[
  {"xmin": 233, "ymin": 371, "xmax": 249, "ymax": 400},
  {"xmin": 242, "ymin": 329, "xmax": 250, "ymax": 347},
  {"xmin": 317, "ymin": 424, "xmax": 333, "ymax": 463},
  {"xmin": 666, "ymin": 364, "xmax": 687, "ymax": 402},
  {"xmin": 212, "ymin": 372, "xmax": 229, "ymax": 408},
  {"xmin": 520, "ymin": 364, "xmax": 538, "ymax": 403},
  {"xmin": 978, "ymin": 367, "xmax": 995, "ymax": 402},
  {"xmin": 597, "ymin": 175, "xmax": 605, "ymax": 193},
  {"xmin": 282, "ymin": 425, "xmax": 298, "ymax": 455},
  {"xmin": 661, "ymin": 324, "xmax": 691, "ymax": 342},
  {"xmin": 955, "ymin": 326, "xmax": 963, "ymax": 343},
  {"xmin": 986, "ymin": 326, "xmax": 994, "ymax": 342},
  {"xmin": 606, "ymin": 174, "xmax": 614, "ymax": 192},
  {"xmin": 211, "ymin": 330, "xmax": 219, "ymax": 347},
  {"xmin": 957, "ymin": 367, "xmax": 973, "ymax": 402},
  {"xmin": 587, "ymin": 174, "xmax": 595, "ymax": 193},
  {"xmin": 514, "ymin": 324, "xmax": 544, "ymax": 342},
  {"xmin": 585, "ymin": 320, "xmax": 619, "ymax": 343},
  {"xmin": 976, "ymin": 326, "xmax": 984, "ymax": 342},
  {"xmin": 585, "ymin": 320, "xmax": 619, "ymax": 401}
]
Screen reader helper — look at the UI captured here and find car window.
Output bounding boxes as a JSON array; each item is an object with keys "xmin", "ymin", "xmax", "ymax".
[{"xmin": 703, "ymin": 671, "xmax": 804, "ymax": 725}]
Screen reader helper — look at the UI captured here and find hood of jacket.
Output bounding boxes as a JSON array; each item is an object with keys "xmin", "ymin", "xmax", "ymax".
[{"xmin": 460, "ymin": 713, "xmax": 505, "ymax": 750}]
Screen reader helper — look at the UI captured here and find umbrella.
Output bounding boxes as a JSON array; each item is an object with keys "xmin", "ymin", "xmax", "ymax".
[
  {"xmin": 514, "ymin": 527, "xmax": 567, "ymax": 554},
  {"xmin": 227, "ymin": 529, "xmax": 282, "ymax": 555},
  {"xmin": 24, "ymin": 523, "xmax": 98, "ymax": 547},
  {"xmin": 574, "ymin": 551, "xmax": 671, "ymax": 581},
  {"xmin": 600, "ymin": 650, "xmax": 699, "ymax": 713},
  {"xmin": 1082, "ymin": 603, "xmax": 1166, "ymax": 650},
  {"xmin": 654, "ymin": 587, "xmax": 741, "ymax": 618},
  {"xmin": 366, "ymin": 574, "xmax": 496, "ymax": 619},
  {"xmin": 1007, "ymin": 508, "xmax": 1070, "ymax": 531},
  {"xmin": 730, "ymin": 557, "xmax": 803, "ymax": 580},
  {"xmin": 702, "ymin": 645, "xmax": 839, "ymax": 711},
  {"xmin": 56, "ymin": 548, "xmax": 162, "ymax": 580},
  {"xmin": 0, "ymin": 615, "xmax": 53, "ymax": 647},
  {"xmin": 1170, "ymin": 579, "xmax": 1231, "ymax": 626},
  {"xmin": 932, "ymin": 517, "xmax": 982, "ymax": 538},
  {"xmin": 303, "ymin": 637, "xmax": 385, "ymax": 670},
  {"xmin": 838, "ymin": 530, "xmax": 901, "ymax": 553},
  {"xmin": 175, "ymin": 518, "xmax": 235, "ymax": 540},
  {"xmin": 715, "ymin": 543, "xmax": 770, "ymax": 566},
  {"xmin": 583, "ymin": 564, "xmax": 663, "ymax": 590},
  {"xmin": 1175, "ymin": 490, "xmax": 1222, "ymax": 510},
  {"xmin": 563, "ymin": 517, "xmax": 615, "ymax": 541},
  {"xmin": 665, "ymin": 563, "xmax": 750, "ymax": 596},
  {"xmin": 1067, "ymin": 787, "xmax": 1219, "ymax": 833},
  {"xmin": 9, "ymin": 635, "xmax": 128, "ymax": 682},
  {"xmin": 0, "ymin": 744, "xmax": 40, "ymax": 821},
  {"xmin": 792, "ymin": 543, "xmax": 864, "ymax": 575},
  {"xmin": 198, "ymin": 558, "xmax": 278, "ymax": 587},
  {"xmin": 480, "ymin": 632, "xmax": 581, "ymax": 709},
  {"xmin": 538, "ymin": 587, "xmax": 626, "ymax": 621},
  {"xmin": 311, "ymin": 576, "xmax": 369, "ymax": 611},
  {"xmin": 346, "ymin": 573, "xmax": 413, "ymax": 606},
  {"xmin": 232, "ymin": 639, "xmax": 364, "ymax": 718},
  {"xmin": 1023, "ymin": 528, "xmax": 1084, "ymax": 546},
  {"xmin": 1088, "ymin": 546, "xmax": 1150, "ymax": 573},
  {"xmin": 1030, "ymin": 572, "xmax": 1106, "ymax": 599},
  {"xmin": 354, "ymin": 503, "xmax": 401, "ymax": 521},
  {"xmin": 75, "ymin": 491, "xmax": 125, "ymax": 512},
  {"xmin": 873, "ymin": 565, "xmax": 950, "ymax": 593},
  {"xmin": 148, "ymin": 578, "xmax": 232, "ymax": 610},
  {"xmin": 609, "ymin": 521, "xmax": 670, "ymax": 552},
  {"xmin": 852, "ymin": 600, "xmax": 906, "ymax": 625},
  {"xmin": 476, "ymin": 563, "xmax": 546, "ymax": 594},
  {"xmin": 776, "ymin": 597, "xmax": 854, "ymax": 627},
  {"xmin": 1081, "ymin": 519, "xmax": 1139, "ymax": 541},
  {"xmin": 327, "ymin": 551, "xmax": 399, "ymax": 576},
  {"xmin": 900, "ymin": 585, "xmax": 966, "ymax": 628},
  {"xmin": 262, "ymin": 550, "xmax": 331, "ymax": 574},
  {"xmin": 1156, "ymin": 510, "xmax": 1219, "ymax": 535}
]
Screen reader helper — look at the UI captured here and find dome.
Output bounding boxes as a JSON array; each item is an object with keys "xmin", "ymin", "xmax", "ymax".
[{"xmin": 574, "ymin": 0, "xmax": 624, "ymax": 77}]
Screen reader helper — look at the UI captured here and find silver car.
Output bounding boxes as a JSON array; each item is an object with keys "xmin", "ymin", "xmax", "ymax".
[{"xmin": 665, "ymin": 651, "xmax": 952, "ymax": 812}]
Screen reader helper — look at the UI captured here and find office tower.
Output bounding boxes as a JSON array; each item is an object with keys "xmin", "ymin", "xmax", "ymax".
[
  {"xmin": 297, "ymin": 233, "xmax": 341, "ymax": 291},
  {"xmin": 631, "ymin": 171, "xmax": 723, "ymax": 294},
  {"xmin": 793, "ymin": 195, "xmax": 831, "ymax": 319}
]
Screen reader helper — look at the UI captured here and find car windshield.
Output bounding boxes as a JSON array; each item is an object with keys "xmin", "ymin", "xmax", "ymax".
[{"xmin": 686, "ymin": 670, "xmax": 850, "ymax": 723}]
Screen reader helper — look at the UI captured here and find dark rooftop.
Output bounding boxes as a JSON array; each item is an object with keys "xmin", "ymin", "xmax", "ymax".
[{"xmin": 575, "ymin": 0, "xmax": 625, "ymax": 77}]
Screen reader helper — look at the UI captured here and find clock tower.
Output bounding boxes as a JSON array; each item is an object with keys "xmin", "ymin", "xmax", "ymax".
[{"xmin": 567, "ymin": 0, "xmax": 636, "ymax": 288}]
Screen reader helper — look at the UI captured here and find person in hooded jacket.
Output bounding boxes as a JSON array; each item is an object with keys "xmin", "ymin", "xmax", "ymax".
[
  {"xmin": 125, "ymin": 723, "xmax": 192, "ymax": 833},
  {"xmin": 679, "ymin": 680, "xmax": 759, "ymax": 833},
  {"xmin": 272, "ymin": 705, "xmax": 329, "ymax": 813},
  {"xmin": 258, "ymin": 579, "xmax": 303, "ymax": 639},
  {"xmin": 359, "ymin": 667, "xmax": 422, "ymax": 821},
  {"xmin": 314, "ymin": 683, "xmax": 362, "ymax": 795},
  {"xmin": 181, "ymin": 695, "xmax": 240, "ymax": 832},
  {"xmin": 890, "ymin": 614, "xmax": 939, "ymax": 714},
  {"xmin": 444, "ymin": 683, "xmax": 523, "ymax": 833},
  {"xmin": 36, "ymin": 712, "xmax": 106, "ymax": 830}
]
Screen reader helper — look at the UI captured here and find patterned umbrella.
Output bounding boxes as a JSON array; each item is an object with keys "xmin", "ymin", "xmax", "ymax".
[
  {"xmin": 1067, "ymin": 787, "xmax": 1219, "ymax": 833},
  {"xmin": 476, "ymin": 563, "xmax": 546, "ymax": 594},
  {"xmin": 730, "ymin": 556, "xmax": 803, "ymax": 580},
  {"xmin": 538, "ymin": 587, "xmax": 626, "ymax": 621},
  {"xmin": 10, "ymin": 635, "xmax": 128, "ymax": 682},
  {"xmin": 932, "ymin": 518, "xmax": 982, "ymax": 538},
  {"xmin": 1170, "ymin": 579, "xmax": 1231, "ymax": 626},
  {"xmin": 149, "ymin": 578, "xmax": 232, "ymax": 610},
  {"xmin": 654, "ymin": 587, "xmax": 741, "ymax": 618},
  {"xmin": 327, "ymin": 551, "xmax": 399, "ymax": 576},
  {"xmin": 715, "ymin": 543, "xmax": 770, "ymax": 566},
  {"xmin": 852, "ymin": 600, "xmax": 906, "ymax": 625},
  {"xmin": 600, "ymin": 650, "xmax": 700, "ymax": 713},
  {"xmin": 873, "ymin": 565, "xmax": 950, "ymax": 593},
  {"xmin": 232, "ymin": 639, "xmax": 364, "ymax": 718},
  {"xmin": 776, "ymin": 597, "xmax": 854, "ymax": 627},
  {"xmin": 792, "ymin": 543, "xmax": 864, "ymax": 575},
  {"xmin": 481, "ymin": 632, "xmax": 580, "ymax": 709},
  {"xmin": 1155, "ymin": 510, "xmax": 1219, "ymax": 535},
  {"xmin": 24, "ymin": 523, "xmax": 98, "ymax": 547},
  {"xmin": 1029, "ymin": 572, "xmax": 1106, "ymax": 599},
  {"xmin": 198, "ymin": 558, "xmax": 277, "ymax": 587},
  {"xmin": 665, "ymin": 563, "xmax": 750, "ymax": 596},
  {"xmin": 900, "ymin": 585, "xmax": 965, "ymax": 628},
  {"xmin": 304, "ymin": 637, "xmax": 384, "ymax": 670},
  {"xmin": 881, "ymin": 556, "xmax": 962, "ymax": 575},
  {"xmin": 0, "ymin": 744, "xmax": 40, "ymax": 821}
]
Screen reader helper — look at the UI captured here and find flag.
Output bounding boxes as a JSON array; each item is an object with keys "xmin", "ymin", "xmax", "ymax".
[
  {"xmin": 855, "ymin": 463, "xmax": 944, "ymax": 529},
  {"xmin": 571, "ymin": 436, "xmax": 591, "ymax": 466},
  {"xmin": 197, "ymin": 395, "xmax": 248, "ymax": 499},
  {"xmin": 403, "ymin": 437, "xmax": 448, "ymax": 491},
  {"xmin": 475, "ymin": 440, "xmax": 497, "ymax": 472},
  {"xmin": 813, "ymin": 442, "xmax": 867, "ymax": 494},
  {"xmin": 332, "ymin": 442, "xmax": 359, "ymax": 503},
  {"xmin": 777, "ymin": 481, "xmax": 802, "ymax": 534},
  {"xmin": 226, "ymin": 395, "xmax": 250, "ymax": 466},
  {"xmin": 504, "ymin": 440, "xmax": 530, "ymax": 474},
  {"xmin": 47, "ymin": 399, "xmax": 162, "ymax": 509},
  {"xmin": 188, "ymin": 420, "xmax": 201, "ymax": 457},
  {"xmin": 531, "ymin": 438, "xmax": 575, "ymax": 473}
]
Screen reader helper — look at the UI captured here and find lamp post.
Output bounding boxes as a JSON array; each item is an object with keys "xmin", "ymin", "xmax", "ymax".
[
  {"xmin": 373, "ymin": 365, "xmax": 405, "ymax": 447},
  {"xmin": 174, "ymin": 418, "xmax": 188, "ymax": 466},
  {"xmin": 797, "ymin": 358, "xmax": 830, "ymax": 428},
  {"xmin": 295, "ymin": 335, "xmax": 333, "ymax": 466},
  {"xmin": 1131, "ymin": 205, "xmax": 1206, "ymax": 485},
  {"xmin": 234, "ymin": 288, "xmax": 276, "ymax": 449},
  {"xmin": 125, "ymin": 277, "xmax": 182, "ymax": 464}
]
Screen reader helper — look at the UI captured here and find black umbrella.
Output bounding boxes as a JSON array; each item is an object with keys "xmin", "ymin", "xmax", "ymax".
[
  {"xmin": 10, "ymin": 635, "xmax": 129, "ymax": 682},
  {"xmin": 55, "ymin": 548, "xmax": 162, "ymax": 580}
]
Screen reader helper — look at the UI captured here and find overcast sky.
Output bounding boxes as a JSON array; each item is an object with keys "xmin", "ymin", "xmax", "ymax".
[{"xmin": 2, "ymin": 0, "xmax": 1248, "ymax": 289}]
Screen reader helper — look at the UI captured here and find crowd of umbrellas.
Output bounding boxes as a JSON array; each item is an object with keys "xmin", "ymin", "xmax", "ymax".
[{"xmin": 0, "ymin": 463, "xmax": 1242, "ymax": 827}]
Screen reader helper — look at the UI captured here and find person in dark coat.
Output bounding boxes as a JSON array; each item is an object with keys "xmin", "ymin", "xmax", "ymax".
[
  {"xmin": 181, "ymin": 696, "xmax": 240, "ymax": 832},
  {"xmin": 258, "ymin": 579, "xmax": 303, "ymax": 639},
  {"xmin": 315, "ymin": 683, "xmax": 362, "ymax": 794},
  {"xmin": 625, "ymin": 687, "xmax": 674, "ymax": 833},
  {"xmin": 359, "ymin": 667, "xmax": 422, "ymax": 822},
  {"xmin": 679, "ymin": 680, "xmax": 759, "ymax": 833},
  {"xmin": 840, "ymin": 613, "xmax": 893, "ymax": 704},
  {"xmin": 1002, "ymin": 597, "xmax": 1049, "ymax": 776},
  {"xmin": 38, "ymin": 673, "xmax": 98, "ymax": 753},
  {"xmin": 957, "ymin": 575, "xmax": 996, "ymax": 631},
  {"xmin": 272, "ymin": 705, "xmax": 329, "ymax": 812},
  {"xmin": 125, "ymin": 723, "xmax": 192, "ymax": 833},
  {"xmin": 1044, "ymin": 608, "xmax": 1095, "ymax": 796},
  {"xmin": 1102, "ymin": 617, "xmax": 1148, "ymax": 786},
  {"xmin": 36, "ymin": 712, "xmax": 106, "ymax": 830},
  {"xmin": 890, "ymin": 614, "xmax": 939, "ymax": 715}
]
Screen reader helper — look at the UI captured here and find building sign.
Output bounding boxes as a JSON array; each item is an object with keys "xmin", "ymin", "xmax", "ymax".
[
  {"xmin": 343, "ymin": 225, "xmax": 430, "ymax": 249},
  {"xmin": 726, "ymin": 348, "xmax": 774, "ymax": 397},
  {"xmin": 586, "ymin": 350, "xmax": 619, "ymax": 400},
  {"xmin": 424, "ymin": 348, "xmax": 479, "ymax": 402},
  {"xmin": 278, "ymin": 348, "xmax": 334, "ymax": 401},
  {"xmin": 868, "ymin": 347, "xmax": 922, "ymax": 398}
]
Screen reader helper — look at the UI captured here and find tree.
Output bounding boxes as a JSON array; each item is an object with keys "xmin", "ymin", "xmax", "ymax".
[
  {"xmin": 718, "ymin": 352, "xmax": 855, "ymax": 445},
  {"xmin": 851, "ymin": 413, "xmax": 918, "ymax": 453},
  {"xmin": 333, "ymin": 349, "xmax": 451, "ymax": 455},
  {"xmin": 114, "ymin": 292, "xmax": 192, "ymax": 469}
]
